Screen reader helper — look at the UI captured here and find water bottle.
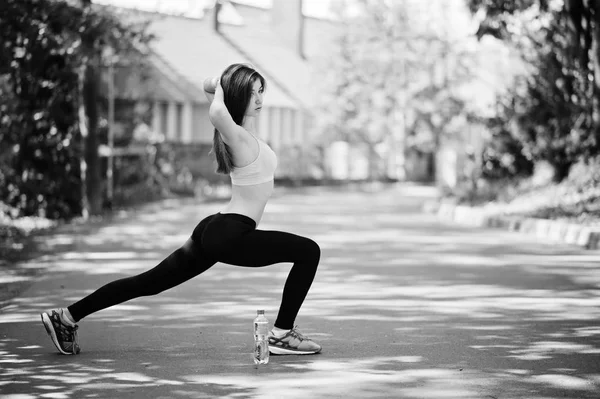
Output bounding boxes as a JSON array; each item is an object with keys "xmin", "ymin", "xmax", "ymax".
[{"xmin": 253, "ymin": 310, "xmax": 269, "ymax": 365}]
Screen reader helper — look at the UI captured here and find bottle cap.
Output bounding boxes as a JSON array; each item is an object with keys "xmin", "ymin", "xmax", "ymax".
[{"xmin": 257, "ymin": 309, "xmax": 264, "ymax": 315}]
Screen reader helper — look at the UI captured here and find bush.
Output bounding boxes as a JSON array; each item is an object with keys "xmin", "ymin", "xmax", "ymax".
[
  {"xmin": 0, "ymin": 36, "xmax": 83, "ymax": 219},
  {"xmin": 0, "ymin": 0, "xmax": 152, "ymax": 219},
  {"xmin": 565, "ymin": 157, "xmax": 600, "ymax": 192},
  {"xmin": 480, "ymin": 108, "xmax": 534, "ymax": 181},
  {"xmin": 467, "ymin": 0, "xmax": 600, "ymax": 183}
]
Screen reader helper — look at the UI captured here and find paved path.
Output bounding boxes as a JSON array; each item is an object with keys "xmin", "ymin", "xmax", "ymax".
[{"xmin": 1, "ymin": 184, "xmax": 599, "ymax": 398}]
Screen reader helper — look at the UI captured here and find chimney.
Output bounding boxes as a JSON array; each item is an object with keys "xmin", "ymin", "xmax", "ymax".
[
  {"xmin": 271, "ymin": 0, "xmax": 304, "ymax": 59},
  {"xmin": 213, "ymin": 0, "xmax": 222, "ymax": 33}
]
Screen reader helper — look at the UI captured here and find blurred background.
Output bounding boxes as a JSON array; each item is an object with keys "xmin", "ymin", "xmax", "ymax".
[{"xmin": 1, "ymin": 0, "xmax": 599, "ymax": 225}]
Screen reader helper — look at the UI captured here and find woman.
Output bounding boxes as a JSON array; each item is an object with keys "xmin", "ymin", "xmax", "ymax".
[{"xmin": 41, "ymin": 63, "xmax": 322, "ymax": 356}]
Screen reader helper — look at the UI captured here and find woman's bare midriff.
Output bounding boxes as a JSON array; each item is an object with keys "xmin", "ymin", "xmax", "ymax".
[{"xmin": 221, "ymin": 180, "xmax": 274, "ymax": 225}]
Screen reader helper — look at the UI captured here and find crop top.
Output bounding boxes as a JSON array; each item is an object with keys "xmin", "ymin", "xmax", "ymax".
[{"xmin": 230, "ymin": 136, "xmax": 278, "ymax": 186}]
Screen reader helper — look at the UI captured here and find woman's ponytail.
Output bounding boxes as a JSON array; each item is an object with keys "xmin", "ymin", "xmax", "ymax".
[{"xmin": 212, "ymin": 129, "xmax": 234, "ymax": 174}]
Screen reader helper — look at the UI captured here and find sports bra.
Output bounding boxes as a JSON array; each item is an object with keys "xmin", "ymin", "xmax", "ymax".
[{"xmin": 230, "ymin": 135, "xmax": 278, "ymax": 186}]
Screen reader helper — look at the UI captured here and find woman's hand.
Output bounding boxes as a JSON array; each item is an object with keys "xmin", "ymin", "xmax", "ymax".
[
  {"xmin": 214, "ymin": 78, "xmax": 224, "ymax": 102},
  {"xmin": 203, "ymin": 77, "xmax": 219, "ymax": 94},
  {"xmin": 204, "ymin": 77, "xmax": 220, "ymax": 103}
]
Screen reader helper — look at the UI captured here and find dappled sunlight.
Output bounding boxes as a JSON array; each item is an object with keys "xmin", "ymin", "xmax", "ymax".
[
  {"xmin": 573, "ymin": 326, "xmax": 600, "ymax": 337},
  {"xmin": 43, "ymin": 235, "xmax": 76, "ymax": 247},
  {"xmin": 0, "ymin": 311, "xmax": 37, "ymax": 323},
  {"xmin": 91, "ymin": 225, "xmax": 151, "ymax": 237},
  {"xmin": 182, "ymin": 359, "xmax": 477, "ymax": 398},
  {"xmin": 0, "ymin": 353, "xmax": 186, "ymax": 398},
  {"xmin": 529, "ymin": 374, "xmax": 597, "ymax": 391},
  {"xmin": 427, "ymin": 254, "xmax": 507, "ymax": 267},
  {"xmin": 305, "ymin": 265, "xmax": 600, "ymax": 324},
  {"xmin": 509, "ymin": 341, "xmax": 600, "ymax": 358},
  {"xmin": 0, "ymin": 274, "xmax": 33, "ymax": 284},
  {"xmin": 2, "ymin": 187, "xmax": 600, "ymax": 397},
  {"xmin": 179, "ymin": 356, "xmax": 560, "ymax": 399},
  {"xmin": 313, "ymin": 229, "xmax": 410, "ymax": 246},
  {"xmin": 34, "ymin": 259, "xmax": 157, "ymax": 275},
  {"xmin": 52, "ymin": 251, "xmax": 155, "ymax": 261}
]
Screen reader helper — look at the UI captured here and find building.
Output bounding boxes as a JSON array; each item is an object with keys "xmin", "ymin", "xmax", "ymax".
[
  {"xmin": 107, "ymin": 0, "xmax": 339, "ymax": 183},
  {"xmin": 107, "ymin": 0, "xmax": 515, "ymax": 188}
]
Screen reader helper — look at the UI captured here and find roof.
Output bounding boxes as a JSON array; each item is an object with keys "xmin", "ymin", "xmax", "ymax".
[
  {"xmin": 224, "ymin": 2, "xmax": 319, "ymax": 109},
  {"xmin": 219, "ymin": 24, "xmax": 316, "ymax": 109},
  {"xmin": 145, "ymin": 10, "xmax": 297, "ymax": 108},
  {"xmin": 104, "ymin": 1, "xmax": 342, "ymax": 110}
]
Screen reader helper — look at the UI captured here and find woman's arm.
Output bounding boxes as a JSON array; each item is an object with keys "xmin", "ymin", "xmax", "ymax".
[{"xmin": 208, "ymin": 80, "xmax": 245, "ymax": 145}]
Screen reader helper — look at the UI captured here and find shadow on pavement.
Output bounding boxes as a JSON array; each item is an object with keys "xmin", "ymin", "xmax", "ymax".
[{"xmin": 1, "ymin": 185, "xmax": 599, "ymax": 398}]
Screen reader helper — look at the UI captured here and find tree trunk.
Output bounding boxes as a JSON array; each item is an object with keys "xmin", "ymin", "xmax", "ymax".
[
  {"xmin": 553, "ymin": 161, "xmax": 571, "ymax": 183},
  {"xmin": 83, "ymin": 59, "xmax": 102, "ymax": 215},
  {"xmin": 368, "ymin": 145, "xmax": 378, "ymax": 182},
  {"xmin": 591, "ymin": 1, "xmax": 600, "ymax": 132},
  {"xmin": 77, "ymin": 64, "xmax": 90, "ymax": 219},
  {"xmin": 75, "ymin": 0, "xmax": 102, "ymax": 217}
]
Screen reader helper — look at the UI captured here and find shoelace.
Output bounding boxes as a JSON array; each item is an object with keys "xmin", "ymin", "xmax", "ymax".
[
  {"xmin": 288, "ymin": 326, "xmax": 309, "ymax": 341},
  {"xmin": 55, "ymin": 312, "xmax": 79, "ymax": 354},
  {"xmin": 69, "ymin": 325, "xmax": 79, "ymax": 355}
]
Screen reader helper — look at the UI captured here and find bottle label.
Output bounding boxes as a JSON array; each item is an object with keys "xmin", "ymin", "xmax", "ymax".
[
  {"xmin": 254, "ymin": 321, "xmax": 268, "ymax": 336},
  {"xmin": 254, "ymin": 339, "xmax": 269, "ymax": 364}
]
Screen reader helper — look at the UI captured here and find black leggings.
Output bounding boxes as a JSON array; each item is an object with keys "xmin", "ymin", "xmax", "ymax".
[{"xmin": 68, "ymin": 213, "xmax": 320, "ymax": 329}]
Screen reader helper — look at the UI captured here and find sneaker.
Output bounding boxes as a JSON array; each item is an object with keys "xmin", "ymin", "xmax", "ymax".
[
  {"xmin": 40, "ymin": 309, "xmax": 80, "ymax": 355},
  {"xmin": 268, "ymin": 326, "xmax": 322, "ymax": 355}
]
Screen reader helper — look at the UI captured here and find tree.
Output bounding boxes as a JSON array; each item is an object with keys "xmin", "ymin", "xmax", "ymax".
[
  {"xmin": 315, "ymin": 0, "xmax": 402, "ymax": 180},
  {"xmin": 467, "ymin": 0, "xmax": 600, "ymax": 181},
  {"xmin": 0, "ymin": 0, "xmax": 152, "ymax": 218},
  {"xmin": 316, "ymin": 0, "xmax": 478, "ymax": 181},
  {"xmin": 1, "ymin": 0, "xmax": 84, "ymax": 218},
  {"xmin": 80, "ymin": 0, "xmax": 102, "ymax": 217},
  {"xmin": 480, "ymin": 94, "xmax": 535, "ymax": 180},
  {"xmin": 316, "ymin": 0, "xmax": 419, "ymax": 180}
]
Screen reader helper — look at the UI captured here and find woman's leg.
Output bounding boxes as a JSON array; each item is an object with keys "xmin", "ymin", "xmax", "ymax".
[
  {"xmin": 66, "ymin": 215, "xmax": 218, "ymax": 322},
  {"xmin": 42, "ymin": 239, "xmax": 217, "ymax": 355},
  {"xmin": 67, "ymin": 238, "xmax": 217, "ymax": 322},
  {"xmin": 203, "ymin": 222, "xmax": 321, "ymax": 330},
  {"xmin": 42, "ymin": 215, "xmax": 218, "ymax": 354}
]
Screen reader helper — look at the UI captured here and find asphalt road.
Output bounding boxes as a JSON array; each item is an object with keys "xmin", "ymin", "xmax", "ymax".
[{"xmin": 1, "ymin": 184, "xmax": 599, "ymax": 399}]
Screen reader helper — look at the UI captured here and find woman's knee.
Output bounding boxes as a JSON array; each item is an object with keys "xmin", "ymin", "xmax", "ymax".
[{"xmin": 300, "ymin": 238, "xmax": 321, "ymax": 264}]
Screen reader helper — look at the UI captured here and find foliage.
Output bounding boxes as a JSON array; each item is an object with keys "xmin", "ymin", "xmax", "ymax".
[
  {"xmin": 456, "ymin": 156, "xmax": 600, "ymax": 225},
  {"xmin": 467, "ymin": 0, "xmax": 600, "ymax": 181},
  {"xmin": 565, "ymin": 155, "xmax": 600, "ymax": 191},
  {"xmin": 480, "ymin": 96, "xmax": 535, "ymax": 180},
  {"xmin": 315, "ymin": 0, "xmax": 416, "ymax": 180},
  {"xmin": 316, "ymin": 0, "xmax": 479, "ymax": 180},
  {"xmin": 0, "ymin": 0, "xmax": 152, "ymax": 219},
  {"xmin": 0, "ymin": 0, "xmax": 83, "ymax": 218}
]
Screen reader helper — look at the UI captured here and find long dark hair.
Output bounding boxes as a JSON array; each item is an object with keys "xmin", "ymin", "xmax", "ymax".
[{"xmin": 213, "ymin": 63, "xmax": 266, "ymax": 174}]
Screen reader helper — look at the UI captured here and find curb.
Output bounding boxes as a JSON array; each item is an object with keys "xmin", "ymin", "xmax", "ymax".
[{"xmin": 424, "ymin": 200, "xmax": 600, "ymax": 250}]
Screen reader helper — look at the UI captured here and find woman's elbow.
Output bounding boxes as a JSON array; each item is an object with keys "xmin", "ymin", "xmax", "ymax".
[{"xmin": 209, "ymin": 103, "xmax": 225, "ymax": 124}]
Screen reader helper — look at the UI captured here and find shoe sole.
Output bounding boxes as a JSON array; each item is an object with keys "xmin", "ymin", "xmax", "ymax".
[
  {"xmin": 40, "ymin": 313, "xmax": 72, "ymax": 355},
  {"xmin": 268, "ymin": 345, "xmax": 321, "ymax": 355}
]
